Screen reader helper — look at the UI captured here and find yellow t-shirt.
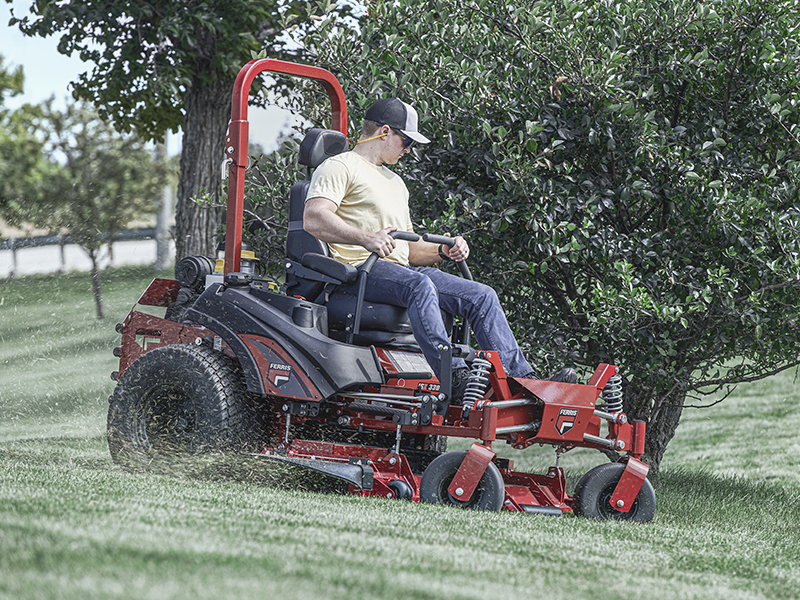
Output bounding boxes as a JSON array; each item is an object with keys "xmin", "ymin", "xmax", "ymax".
[{"xmin": 306, "ymin": 151, "xmax": 413, "ymax": 266}]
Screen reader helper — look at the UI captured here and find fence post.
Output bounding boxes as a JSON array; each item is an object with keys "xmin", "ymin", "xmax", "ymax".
[
  {"xmin": 58, "ymin": 233, "xmax": 66, "ymax": 274},
  {"xmin": 9, "ymin": 238, "xmax": 17, "ymax": 280}
]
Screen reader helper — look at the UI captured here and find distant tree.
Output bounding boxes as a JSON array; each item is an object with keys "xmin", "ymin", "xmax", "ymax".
[
  {"xmin": 0, "ymin": 55, "xmax": 24, "ymax": 210},
  {"xmin": 0, "ymin": 55, "xmax": 54, "ymax": 227},
  {"xmin": 286, "ymin": 0, "xmax": 800, "ymax": 471},
  {"xmin": 8, "ymin": 0, "xmax": 353, "ymax": 260},
  {"xmin": 23, "ymin": 103, "xmax": 164, "ymax": 318}
]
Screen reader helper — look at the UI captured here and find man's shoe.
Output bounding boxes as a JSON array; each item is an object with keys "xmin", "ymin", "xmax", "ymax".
[
  {"xmin": 520, "ymin": 368, "xmax": 578, "ymax": 384},
  {"xmin": 549, "ymin": 367, "xmax": 578, "ymax": 383}
]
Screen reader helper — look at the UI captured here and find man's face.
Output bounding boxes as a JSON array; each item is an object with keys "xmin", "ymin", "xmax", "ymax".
[{"xmin": 381, "ymin": 127, "xmax": 413, "ymax": 165}]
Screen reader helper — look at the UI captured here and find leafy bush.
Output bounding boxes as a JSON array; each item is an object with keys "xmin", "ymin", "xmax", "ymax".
[{"xmin": 250, "ymin": 0, "xmax": 800, "ymax": 470}]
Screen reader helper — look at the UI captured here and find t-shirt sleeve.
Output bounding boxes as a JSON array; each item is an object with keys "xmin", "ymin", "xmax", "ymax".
[{"xmin": 306, "ymin": 158, "xmax": 349, "ymax": 207}]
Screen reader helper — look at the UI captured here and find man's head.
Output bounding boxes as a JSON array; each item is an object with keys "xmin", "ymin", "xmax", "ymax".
[{"xmin": 363, "ymin": 98, "xmax": 431, "ymax": 145}]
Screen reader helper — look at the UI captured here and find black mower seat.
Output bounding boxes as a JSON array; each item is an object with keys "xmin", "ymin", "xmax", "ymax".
[{"xmin": 284, "ymin": 128, "xmax": 418, "ymax": 348}]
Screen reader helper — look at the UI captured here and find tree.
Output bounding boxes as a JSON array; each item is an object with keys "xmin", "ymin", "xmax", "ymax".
[
  {"xmin": 0, "ymin": 54, "xmax": 24, "ymax": 212},
  {"xmin": 17, "ymin": 103, "xmax": 164, "ymax": 318},
  {"xmin": 281, "ymin": 0, "xmax": 800, "ymax": 471},
  {"xmin": 7, "ymin": 0, "xmax": 352, "ymax": 260},
  {"xmin": 0, "ymin": 55, "xmax": 54, "ymax": 226}
]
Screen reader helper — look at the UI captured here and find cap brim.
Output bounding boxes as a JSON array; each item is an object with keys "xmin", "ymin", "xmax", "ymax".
[{"xmin": 401, "ymin": 129, "xmax": 431, "ymax": 144}]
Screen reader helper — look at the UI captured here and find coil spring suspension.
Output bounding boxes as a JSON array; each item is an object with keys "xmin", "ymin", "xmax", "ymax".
[
  {"xmin": 461, "ymin": 357, "xmax": 492, "ymax": 417},
  {"xmin": 602, "ymin": 373, "xmax": 623, "ymax": 413}
]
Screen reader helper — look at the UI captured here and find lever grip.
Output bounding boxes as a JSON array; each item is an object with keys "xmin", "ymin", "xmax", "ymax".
[
  {"xmin": 422, "ymin": 233, "xmax": 455, "ymax": 247},
  {"xmin": 391, "ymin": 231, "xmax": 421, "ymax": 242},
  {"xmin": 362, "ymin": 230, "xmax": 421, "ymax": 273},
  {"xmin": 421, "ymin": 233, "xmax": 472, "ymax": 281}
]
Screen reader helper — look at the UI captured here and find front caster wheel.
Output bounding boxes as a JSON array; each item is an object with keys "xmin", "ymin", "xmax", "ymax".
[
  {"xmin": 419, "ymin": 450, "xmax": 504, "ymax": 511},
  {"xmin": 387, "ymin": 479, "xmax": 414, "ymax": 500},
  {"xmin": 573, "ymin": 462, "xmax": 656, "ymax": 522}
]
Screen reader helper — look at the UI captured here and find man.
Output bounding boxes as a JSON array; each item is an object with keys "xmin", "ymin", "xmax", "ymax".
[{"xmin": 303, "ymin": 98, "xmax": 575, "ymax": 392}]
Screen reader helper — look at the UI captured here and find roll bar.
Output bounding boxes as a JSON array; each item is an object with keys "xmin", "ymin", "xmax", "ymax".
[{"xmin": 223, "ymin": 59, "xmax": 348, "ymax": 274}]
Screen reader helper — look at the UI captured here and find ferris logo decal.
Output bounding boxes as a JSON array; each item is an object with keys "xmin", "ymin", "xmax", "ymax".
[
  {"xmin": 269, "ymin": 363, "xmax": 291, "ymax": 387},
  {"xmin": 556, "ymin": 408, "xmax": 578, "ymax": 436}
]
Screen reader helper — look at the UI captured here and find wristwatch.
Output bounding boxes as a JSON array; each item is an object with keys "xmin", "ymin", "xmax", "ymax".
[{"xmin": 438, "ymin": 244, "xmax": 449, "ymax": 261}]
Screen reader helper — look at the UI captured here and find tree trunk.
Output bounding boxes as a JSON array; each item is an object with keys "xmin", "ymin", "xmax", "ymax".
[
  {"xmin": 175, "ymin": 73, "xmax": 236, "ymax": 260},
  {"xmin": 624, "ymin": 381, "xmax": 686, "ymax": 475},
  {"xmin": 89, "ymin": 250, "xmax": 105, "ymax": 319}
]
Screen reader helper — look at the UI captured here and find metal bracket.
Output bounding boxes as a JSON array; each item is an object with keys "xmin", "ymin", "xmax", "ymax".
[
  {"xmin": 609, "ymin": 456, "xmax": 649, "ymax": 513},
  {"xmin": 447, "ymin": 444, "xmax": 497, "ymax": 501},
  {"xmin": 221, "ymin": 157, "xmax": 233, "ymax": 180},
  {"xmin": 283, "ymin": 401, "xmax": 320, "ymax": 417}
]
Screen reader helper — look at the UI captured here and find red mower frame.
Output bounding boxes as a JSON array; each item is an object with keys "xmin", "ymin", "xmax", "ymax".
[{"xmin": 110, "ymin": 59, "xmax": 654, "ymax": 521}]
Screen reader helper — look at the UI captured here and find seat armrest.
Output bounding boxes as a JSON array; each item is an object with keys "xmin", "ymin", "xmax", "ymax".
[{"xmin": 301, "ymin": 253, "xmax": 358, "ymax": 285}]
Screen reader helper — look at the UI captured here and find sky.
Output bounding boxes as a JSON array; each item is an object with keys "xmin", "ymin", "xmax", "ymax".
[
  {"xmin": 0, "ymin": 1, "xmax": 192, "ymax": 154},
  {"xmin": 0, "ymin": 1, "xmax": 291, "ymax": 156},
  {"xmin": 0, "ymin": 1, "xmax": 86, "ymax": 111}
]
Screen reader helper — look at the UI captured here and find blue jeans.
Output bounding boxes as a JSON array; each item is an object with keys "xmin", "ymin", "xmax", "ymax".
[{"xmin": 337, "ymin": 261, "xmax": 533, "ymax": 379}]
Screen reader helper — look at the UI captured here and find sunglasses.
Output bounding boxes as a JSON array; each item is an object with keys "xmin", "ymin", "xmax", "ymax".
[{"xmin": 390, "ymin": 127, "xmax": 414, "ymax": 148}]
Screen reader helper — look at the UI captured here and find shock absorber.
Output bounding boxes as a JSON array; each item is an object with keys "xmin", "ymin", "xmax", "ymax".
[
  {"xmin": 461, "ymin": 357, "xmax": 492, "ymax": 418},
  {"xmin": 602, "ymin": 373, "xmax": 624, "ymax": 413}
]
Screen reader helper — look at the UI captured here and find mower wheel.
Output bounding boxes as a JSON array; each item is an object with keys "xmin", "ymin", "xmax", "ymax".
[
  {"xmin": 572, "ymin": 462, "xmax": 656, "ymax": 522},
  {"xmin": 387, "ymin": 479, "xmax": 414, "ymax": 500},
  {"xmin": 419, "ymin": 450, "xmax": 504, "ymax": 511},
  {"xmin": 107, "ymin": 344, "xmax": 264, "ymax": 470}
]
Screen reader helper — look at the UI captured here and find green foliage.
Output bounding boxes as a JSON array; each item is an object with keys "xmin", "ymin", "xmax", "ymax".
[
  {"xmin": 4, "ymin": 99, "xmax": 167, "ymax": 317},
  {"xmin": 8, "ymin": 0, "xmax": 355, "ymax": 258},
  {"xmin": 291, "ymin": 0, "xmax": 800, "ymax": 468},
  {"xmin": 0, "ymin": 56, "xmax": 55, "ymax": 225},
  {"xmin": 36, "ymin": 103, "xmax": 165, "ymax": 252},
  {"xmin": 243, "ymin": 138, "xmax": 304, "ymax": 280},
  {"xmin": 7, "ymin": 0, "xmax": 321, "ymax": 141}
]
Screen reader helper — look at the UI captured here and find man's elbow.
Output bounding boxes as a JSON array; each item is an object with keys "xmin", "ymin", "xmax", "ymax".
[{"xmin": 303, "ymin": 209, "xmax": 321, "ymax": 237}]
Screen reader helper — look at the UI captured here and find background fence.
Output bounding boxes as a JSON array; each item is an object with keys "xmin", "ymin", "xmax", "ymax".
[{"xmin": 0, "ymin": 229, "xmax": 175, "ymax": 279}]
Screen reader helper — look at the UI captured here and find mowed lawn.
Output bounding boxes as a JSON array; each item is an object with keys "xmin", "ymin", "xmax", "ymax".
[{"xmin": 1, "ymin": 266, "xmax": 799, "ymax": 600}]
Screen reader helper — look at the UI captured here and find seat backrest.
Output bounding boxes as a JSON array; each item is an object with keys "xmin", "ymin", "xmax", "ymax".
[
  {"xmin": 285, "ymin": 129, "xmax": 348, "ymax": 299},
  {"xmin": 287, "ymin": 180, "xmax": 325, "ymax": 262},
  {"xmin": 299, "ymin": 128, "xmax": 349, "ymax": 171}
]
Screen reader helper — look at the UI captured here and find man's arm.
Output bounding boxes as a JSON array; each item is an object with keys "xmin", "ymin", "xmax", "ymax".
[
  {"xmin": 304, "ymin": 197, "xmax": 398, "ymax": 258},
  {"xmin": 408, "ymin": 235, "xmax": 470, "ymax": 266}
]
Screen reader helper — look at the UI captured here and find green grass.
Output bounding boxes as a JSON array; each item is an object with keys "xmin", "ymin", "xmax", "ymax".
[{"xmin": 2, "ymin": 266, "xmax": 800, "ymax": 600}]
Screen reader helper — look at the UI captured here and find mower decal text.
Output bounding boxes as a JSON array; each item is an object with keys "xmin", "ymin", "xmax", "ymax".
[
  {"xmin": 269, "ymin": 363, "xmax": 292, "ymax": 387},
  {"xmin": 417, "ymin": 382, "xmax": 440, "ymax": 392},
  {"xmin": 556, "ymin": 408, "xmax": 578, "ymax": 436},
  {"xmin": 243, "ymin": 336, "xmax": 315, "ymax": 399}
]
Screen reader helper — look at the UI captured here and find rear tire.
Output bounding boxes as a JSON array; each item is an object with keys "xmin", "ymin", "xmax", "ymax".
[
  {"xmin": 107, "ymin": 344, "xmax": 265, "ymax": 470},
  {"xmin": 419, "ymin": 450, "xmax": 504, "ymax": 511},
  {"xmin": 573, "ymin": 462, "xmax": 656, "ymax": 522}
]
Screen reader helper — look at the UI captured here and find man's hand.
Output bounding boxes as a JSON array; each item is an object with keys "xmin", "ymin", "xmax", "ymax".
[
  {"xmin": 363, "ymin": 227, "xmax": 398, "ymax": 258},
  {"xmin": 445, "ymin": 234, "xmax": 470, "ymax": 262}
]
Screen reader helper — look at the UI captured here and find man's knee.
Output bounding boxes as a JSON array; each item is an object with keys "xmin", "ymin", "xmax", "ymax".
[
  {"xmin": 409, "ymin": 271, "xmax": 439, "ymax": 302},
  {"xmin": 471, "ymin": 281, "xmax": 501, "ymax": 309}
]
